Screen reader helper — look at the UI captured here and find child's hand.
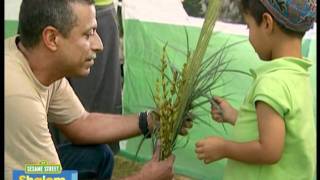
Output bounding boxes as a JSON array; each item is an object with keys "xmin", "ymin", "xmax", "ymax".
[
  {"xmin": 195, "ymin": 136, "xmax": 226, "ymax": 164},
  {"xmin": 211, "ymin": 96, "xmax": 238, "ymax": 125}
]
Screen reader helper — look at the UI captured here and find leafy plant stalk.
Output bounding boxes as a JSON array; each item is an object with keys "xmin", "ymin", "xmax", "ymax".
[{"xmin": 155, "ymin": 0, "xmax": 222, "ymax": 160}]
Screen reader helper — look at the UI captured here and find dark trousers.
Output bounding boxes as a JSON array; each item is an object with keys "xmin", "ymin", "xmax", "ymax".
[{"xmin": 57, "ymin": 143, "xmax": 114, "ymax": 180}]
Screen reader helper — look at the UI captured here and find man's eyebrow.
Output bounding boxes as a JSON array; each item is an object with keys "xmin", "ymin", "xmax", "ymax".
[{"xmin": 84, "ymin": 25, "xmax": 97, "ymax": 33}]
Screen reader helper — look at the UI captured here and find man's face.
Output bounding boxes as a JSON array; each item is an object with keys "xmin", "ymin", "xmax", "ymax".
[{"xmin": 58, "ymin": 3, "xmax": 103, "ymax": 77}]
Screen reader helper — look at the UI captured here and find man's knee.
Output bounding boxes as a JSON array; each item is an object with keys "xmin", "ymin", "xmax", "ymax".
[
  {"xmin": 57, "ymin": 144, "xmax": 115, "ymax": 179},
  {"xmin": 95, "ymin": 144, "xmax": 114, "ymax": 179},
  {"xmin": 96, "ymin": 144, "xmax": 114, "ymax": 163}
]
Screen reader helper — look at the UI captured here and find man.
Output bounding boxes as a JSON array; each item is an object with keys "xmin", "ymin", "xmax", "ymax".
[{"xmin": 5, "ymin": 0, "xmax": 190, "ymax": 179}]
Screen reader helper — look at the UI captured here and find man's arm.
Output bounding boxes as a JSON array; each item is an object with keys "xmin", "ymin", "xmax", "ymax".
[
  {"xmin": 57, "ymin": 115, "xmax": 175, "ymax": 180},
  {"xmin": 55, "ymin": 112, "xmax": 142, "ymax": 144}
]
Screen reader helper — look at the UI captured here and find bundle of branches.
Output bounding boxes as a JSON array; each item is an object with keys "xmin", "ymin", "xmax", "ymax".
[
  {"xmin": 151, "ymin": 0, "xmax": 223, "ymax": 161},
  {"xmin": 140, "ymin": 0, "xmax": 250, "ymax": 161}
]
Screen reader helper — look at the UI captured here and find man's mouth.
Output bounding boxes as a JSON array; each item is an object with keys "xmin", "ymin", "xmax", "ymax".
[{"xmin": 86, "ymin": 54, "xmax": 96, "ymax": 61}]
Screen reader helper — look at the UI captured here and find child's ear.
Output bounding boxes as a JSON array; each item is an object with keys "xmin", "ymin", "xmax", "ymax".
[{"xmin": 262, "ymin": 12, "xmax": 274, "ymax": 34}]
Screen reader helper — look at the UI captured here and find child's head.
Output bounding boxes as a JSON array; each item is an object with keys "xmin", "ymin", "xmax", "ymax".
[
  {"xmin": 240, "ymin": 0, "xmax": 316, "ymax": 60},
  {"xmin": 240, "ymin": 0, "xmax": 316, "ymax": 37}
]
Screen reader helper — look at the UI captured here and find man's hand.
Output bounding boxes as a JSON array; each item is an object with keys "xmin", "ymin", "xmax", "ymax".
[
  {"xmin": 147, "ymin": 110, "xmax": 193, "ymax": 136},
  {"xmin": 195, "ymin": 136, "xmax": 226, "ymax": 164},
  {"xmin": 137, "ymin": 144, "xmax": 175, "ymax": 180},
  {"xmin": 179, "ymin": 113, "xmax": 193, "ymax": 136}
]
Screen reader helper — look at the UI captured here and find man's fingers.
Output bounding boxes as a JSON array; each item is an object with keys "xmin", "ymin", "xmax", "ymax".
[
  {"xmin": 166, "ymin": 154, "xmax": 176, "ymax": 164},
  {"xmin": 186, "ymin": 112, "xmax": 193, "ymax": 120},
  {"xmin": 150, "ymin": 110, "xmax": 160, "ymax": 121},
  {"xmin": 183, "ymin": 120, "xmax": 193, "ymax": 128},
  {"xmin": 179, "ymin": 127, "xmax": 188, "ymax": 136},
  {"xmin": 152, "ymin": 141, "xmax": 161, "ymax": 161}
]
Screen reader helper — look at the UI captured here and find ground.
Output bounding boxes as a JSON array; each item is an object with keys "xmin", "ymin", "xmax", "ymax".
[{"xmin": 111, "ymin": 155, "xmax": 192, "ymax": 180}]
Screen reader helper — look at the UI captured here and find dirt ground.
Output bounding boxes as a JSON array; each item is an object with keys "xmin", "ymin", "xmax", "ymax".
[{"xmin": 111, "ymin": 155, "xmax": 192, "ymax": 180}]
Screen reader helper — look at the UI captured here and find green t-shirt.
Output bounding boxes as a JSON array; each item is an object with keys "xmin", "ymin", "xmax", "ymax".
[
  {"xmin": 95, "ymin": 0, "xmax": 113, "ymax": 6},
  {"xmin": 223, "ymin": 57, "xmax": 316, "ymax": 180}
]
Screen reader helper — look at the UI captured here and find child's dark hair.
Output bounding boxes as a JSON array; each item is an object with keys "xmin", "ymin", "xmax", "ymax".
[{"xmin": 240, "ymin": 0, "xmax": 305, "ymax": 38}]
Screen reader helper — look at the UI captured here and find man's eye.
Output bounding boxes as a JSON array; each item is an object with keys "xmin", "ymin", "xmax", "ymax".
[{"xmin": 85, "ymin": 30, "xmax": 94, "ymax": 38}]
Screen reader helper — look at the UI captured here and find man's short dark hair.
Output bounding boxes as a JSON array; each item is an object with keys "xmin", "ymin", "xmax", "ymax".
[
  {"xmin": 18, "ymin": 0, "xmax": 95, "ymax": 48},
  {"xmin": 240, "ymin": 0, "xmax": 305, "ymax": 38}
]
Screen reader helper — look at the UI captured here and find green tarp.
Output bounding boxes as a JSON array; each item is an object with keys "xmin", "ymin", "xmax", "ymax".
[
  {"xmin": 120, "ymin": 1, "xmax": 316, "ymax": 179},
  {"xmin": 121, "ymin": 19, "xmax": 316, "ymax": 180},
  {"xmin": 4, "ymin": 0, "xmax": 316, "ymax": 179}
]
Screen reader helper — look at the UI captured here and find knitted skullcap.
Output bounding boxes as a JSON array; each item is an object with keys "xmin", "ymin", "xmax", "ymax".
[{"xmin": 260, "ymin": 0, "xmax": 316, "ymax": 32}]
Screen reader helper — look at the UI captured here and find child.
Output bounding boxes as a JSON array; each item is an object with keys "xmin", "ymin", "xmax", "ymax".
[{"xmin": 195, "ymin": 0, "xmax": 316, "ymax": 179}]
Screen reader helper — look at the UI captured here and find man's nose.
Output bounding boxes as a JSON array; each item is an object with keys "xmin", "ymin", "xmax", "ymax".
[{"xmin": 91, "ymin": 31, "xmax": 103, "ymax": 52}]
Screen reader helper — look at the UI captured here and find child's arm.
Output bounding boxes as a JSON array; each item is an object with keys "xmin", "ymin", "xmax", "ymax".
[
  {"xmin": 211, "ymin": 96, "xmax": 238, "ymax": 125},
  {"xmin": 196, "ymin": 101, "xmax": 285, "ymax": 164}
]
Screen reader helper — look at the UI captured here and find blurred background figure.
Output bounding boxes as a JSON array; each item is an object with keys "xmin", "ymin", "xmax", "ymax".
[{"xmin": 182, "ymin": 0, "xmax": 244, "ymax": 24}]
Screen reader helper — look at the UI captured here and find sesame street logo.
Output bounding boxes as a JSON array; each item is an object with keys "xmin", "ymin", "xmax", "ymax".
[
  {"xmin": 25, "ymin": 160, "xmax": 62, "ymax": 174},
  {"xmin": 12, "ymin": 161, "xmax": 78, "ymax": 180}
]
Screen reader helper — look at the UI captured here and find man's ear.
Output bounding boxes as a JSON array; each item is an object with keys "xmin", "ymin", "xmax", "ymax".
[
  {"xmin": 262, "ymin": 12, "xmax": 274, "ymax": 34},
  {"xmin": 42, "ymin": 26, "xmax": 59, "ymax": 51}
]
